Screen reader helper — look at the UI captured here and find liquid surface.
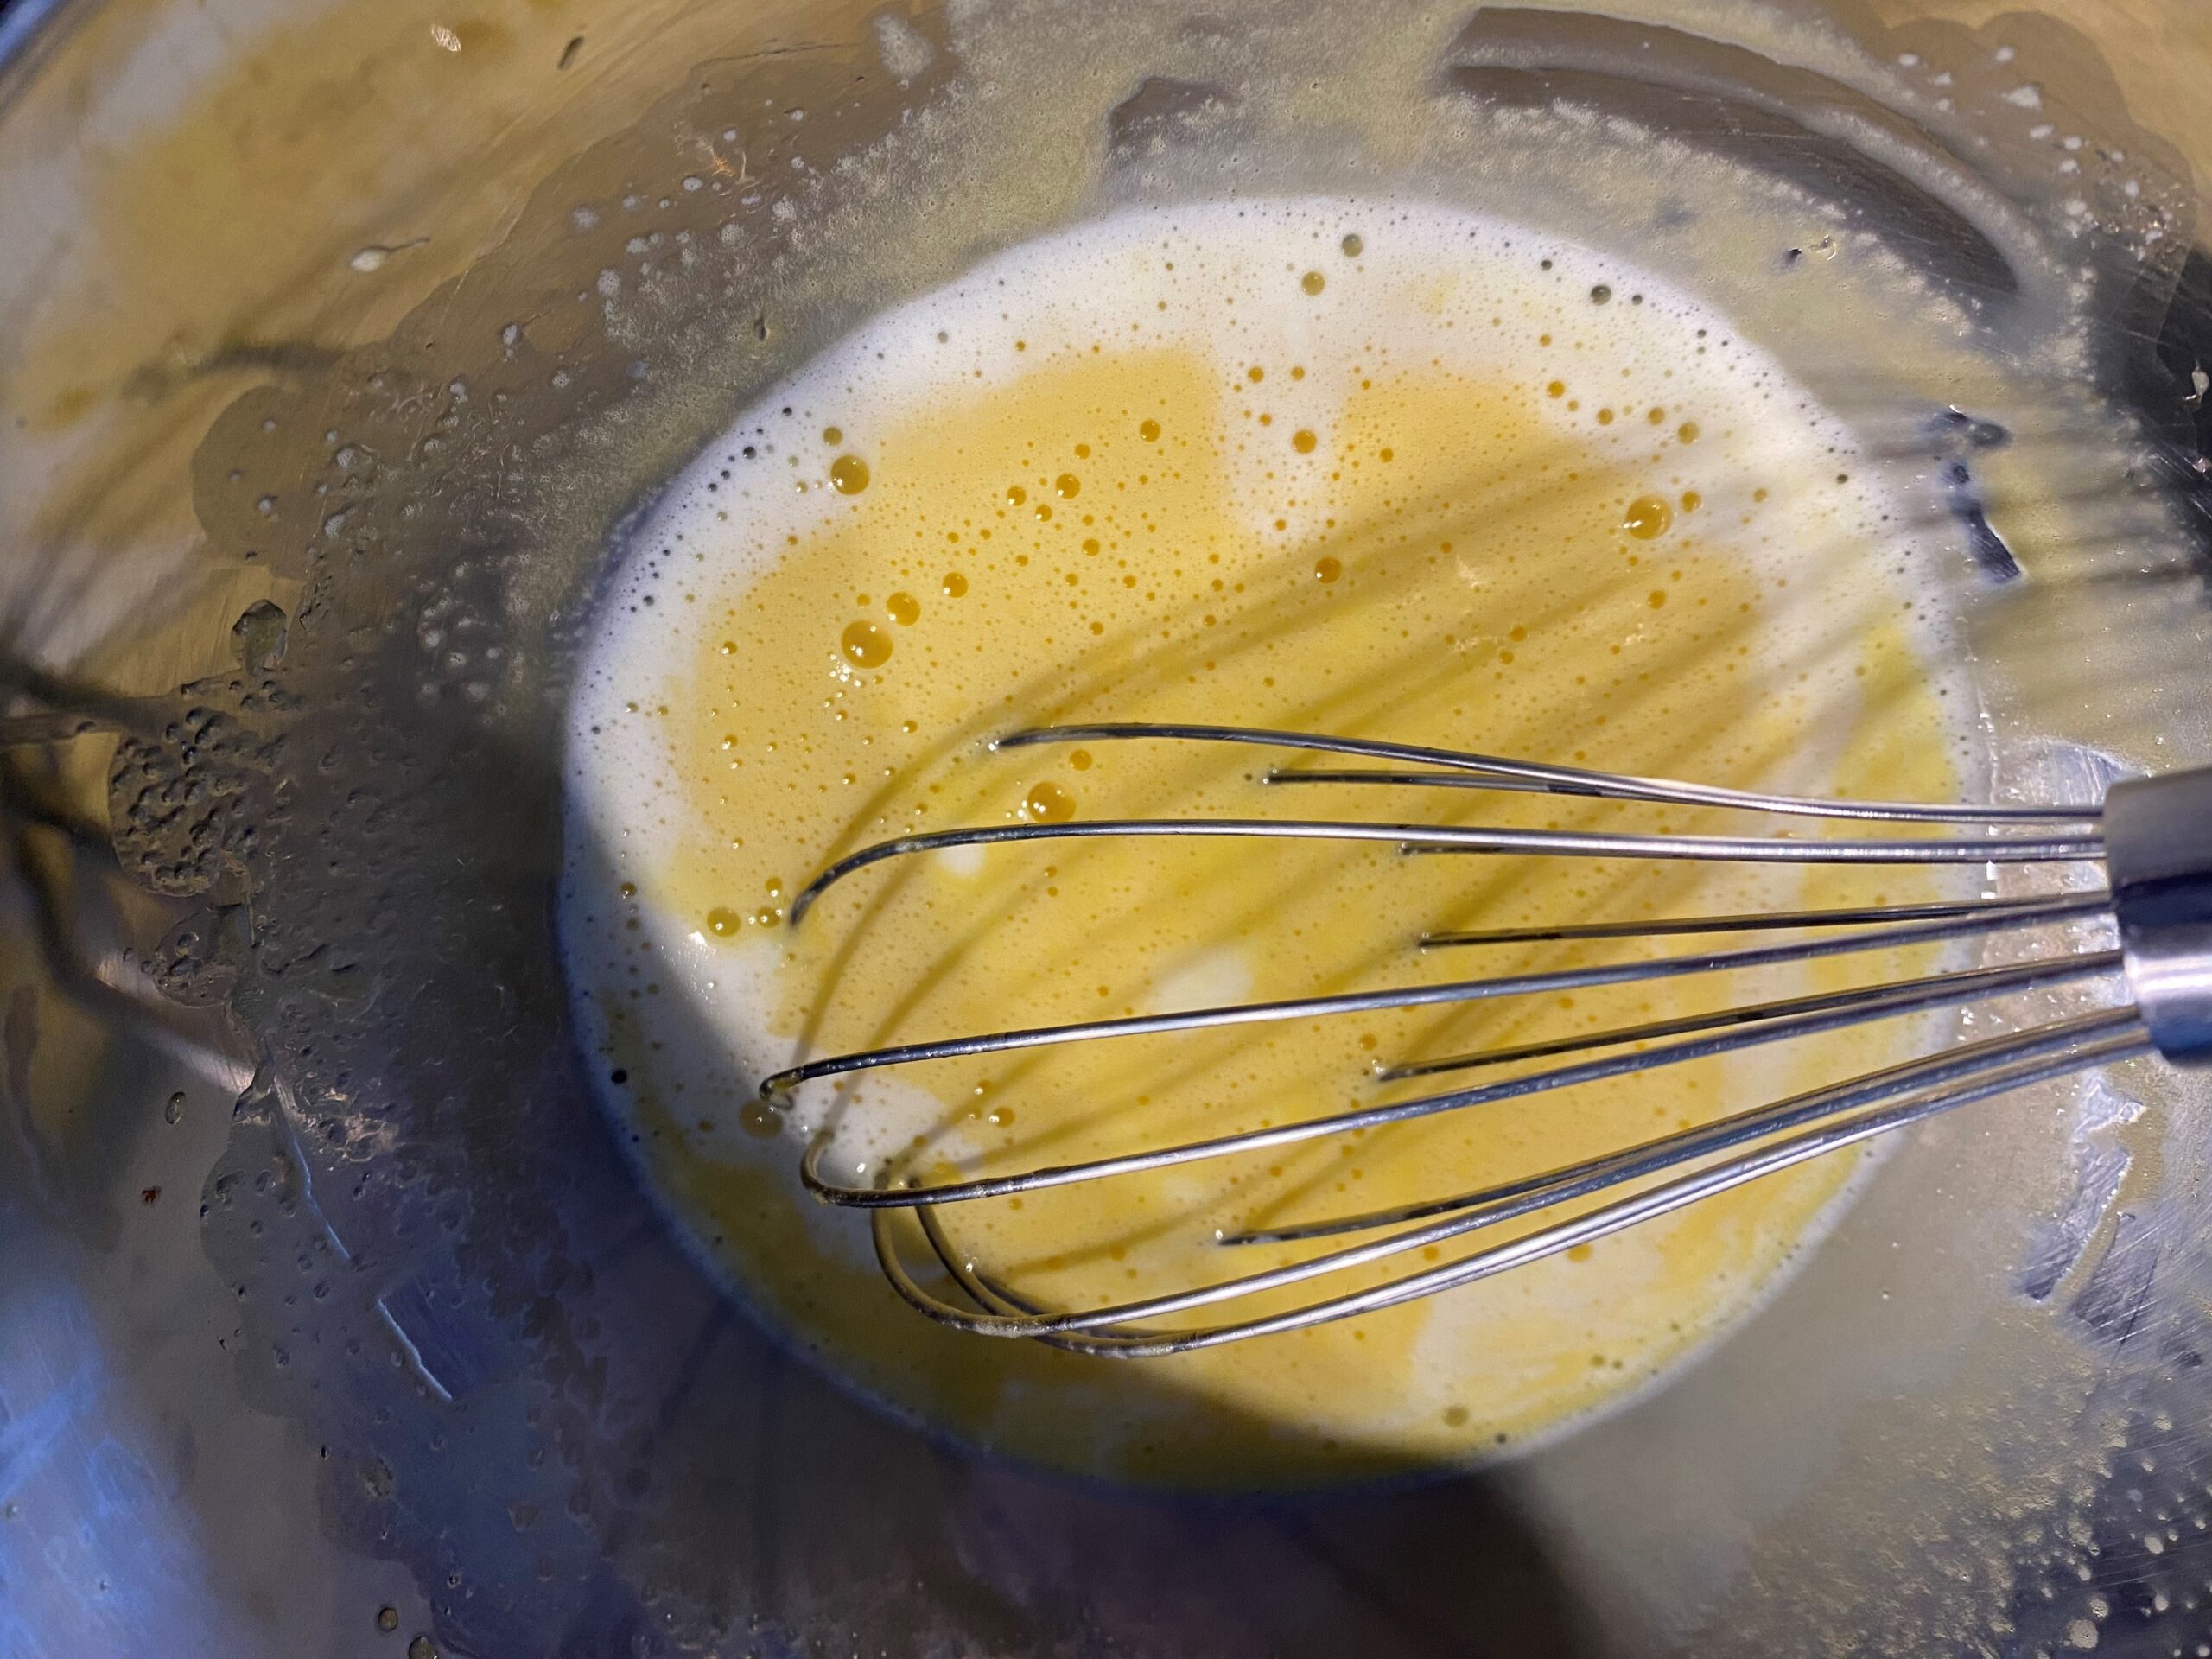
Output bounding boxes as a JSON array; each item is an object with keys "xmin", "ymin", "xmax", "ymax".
[{"xmin": 561, "ymin": 199, "xmax": 1972, "ymax": 1486}]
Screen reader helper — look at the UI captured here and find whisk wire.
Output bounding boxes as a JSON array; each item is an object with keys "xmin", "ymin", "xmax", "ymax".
[
  {"xmin": 790, "ymin": 817, "xmax": 2102, "ymax": 924},
  {"xmin": 1376, "ymin": 949, "xmax": 2122, "ymax": 1084},
  {"xmin": 868, "ymin": 1012, "xmax": 2149, "ymax": 1355},
  {"xmin": 774, "ymin": 892, "xmax": 2110, "ymax": 1208},
  {"xmin": 996, "ymin": 722, "xmax": 2107, "ymax": 824},
  {"xmin": 1418, "ymin": 893, "xmax": 2064, "ymax": 949}
]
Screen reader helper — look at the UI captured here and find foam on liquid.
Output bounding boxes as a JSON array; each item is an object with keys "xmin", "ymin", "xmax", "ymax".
[{"xmin": 560, "ymin": 198, "xmax": 1977, "ymax": 1486}]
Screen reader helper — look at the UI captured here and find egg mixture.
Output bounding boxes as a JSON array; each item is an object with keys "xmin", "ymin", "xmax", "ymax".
[{"xmin": 559, "ymin": 198, "xmax": 1975, "ymax": 1486}]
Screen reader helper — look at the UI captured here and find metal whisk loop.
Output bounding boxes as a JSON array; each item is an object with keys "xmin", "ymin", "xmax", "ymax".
[
  {"xmin": 770, "ymin": 721, "xmax": 2212, "ymax": 1355},
  {"xmin": 867, "ymin": 1013, "xmax": 2152, "ymax": 1356},
  {"xmin": 773, "ymin": 893, "xmax": 2112, "ymax": 1210},
  {"xmin": 786, "ymin": 724, "xmax": 2107, "ymax": 924},
  {"xmin": 995, "ymin": 723, "xmax": 2109, "ymax": 824},
  {"xmin": 787, "ymin": 817, "xmax": 2102, "ymax": 925},
  {"xmin": 767, "ymin": 893, "xmax": 2110, "ymax": 1110},
  {"xmin": 1381, "ymin": 939, "xmax": 2112, "ymax": 1081}
]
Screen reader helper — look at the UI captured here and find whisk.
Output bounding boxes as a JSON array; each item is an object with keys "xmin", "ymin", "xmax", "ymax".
[{"xmin": 763, "ymin": 723, "xmax": 2212, "ymax": 1357}]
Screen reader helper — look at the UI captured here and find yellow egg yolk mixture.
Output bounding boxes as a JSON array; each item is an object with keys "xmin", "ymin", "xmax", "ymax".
[{"xmin": 561, "ymin": 200, "xmax": 1971, "ymax": 1486}]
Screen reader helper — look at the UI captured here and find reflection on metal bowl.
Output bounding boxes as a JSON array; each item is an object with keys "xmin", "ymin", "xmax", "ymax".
[{"xmin": 3, "ymin": 1, "xmax": 2212, "ymax": 1655}]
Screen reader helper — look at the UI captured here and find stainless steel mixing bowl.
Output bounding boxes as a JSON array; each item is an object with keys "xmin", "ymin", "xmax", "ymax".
[{"xmin": 6, "ymin": 1, "xmax": 2212, "ymax": 1654}]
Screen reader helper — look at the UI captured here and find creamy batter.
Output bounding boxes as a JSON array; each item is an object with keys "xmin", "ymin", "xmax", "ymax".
[{"xmin": 559, "ymin": 198, "xmax": 1975, "ymax": 1485}]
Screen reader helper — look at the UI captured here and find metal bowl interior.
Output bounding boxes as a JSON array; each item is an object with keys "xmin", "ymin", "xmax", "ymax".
[{"xmin": 4, "ymin": 2, "xmax": 2212, "ymax": 1656}]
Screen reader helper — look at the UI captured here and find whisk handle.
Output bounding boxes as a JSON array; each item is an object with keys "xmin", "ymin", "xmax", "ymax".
[{"xmin": 2107, "ymin": 766, "xmax": 2212, "ymax": 1065}]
